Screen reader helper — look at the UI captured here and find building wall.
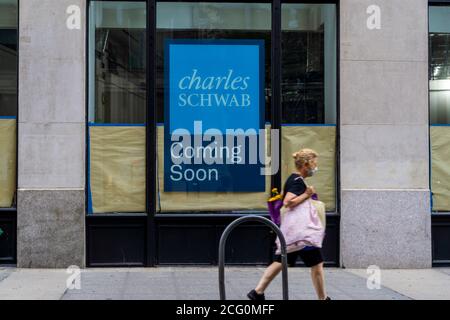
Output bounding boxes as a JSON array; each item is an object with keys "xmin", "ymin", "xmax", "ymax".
[
  {"xmin": 339, "ymin": 0, "xmax": 432, "ymax": 268},
  {"xmin": 13, "ymin": 0, "xmax": 434, "ymax": 268},
  {"xmin": 17, "ymin": 0, "xmax": 86, "ymax": 268}
]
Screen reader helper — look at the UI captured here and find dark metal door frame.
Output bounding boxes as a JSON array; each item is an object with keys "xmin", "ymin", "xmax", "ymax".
[{"xmin": 146, "ymin": 0, "xmax": 157, "ymax": 267}]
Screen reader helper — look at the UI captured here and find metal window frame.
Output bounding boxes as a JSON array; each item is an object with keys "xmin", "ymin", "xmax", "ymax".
[
  {"xmin": 0, "ymin": 0, "xmax": 19, "ymax": 265},
  {"xmin": 428, "ymin": 0, "xmax": 450, "ymax": 216},
  {"xmin": 428, "ymin": 0, "xmax": 450, "ymax": 267},
  {"xmin": 0, "ymin": 0, "xmax": 19, "ymax": 209},
  {"xmin": 85, "ymin": 0, "xmax": 340, "ymax": 267}
]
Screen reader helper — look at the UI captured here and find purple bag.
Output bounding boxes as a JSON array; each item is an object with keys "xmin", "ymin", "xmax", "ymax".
[{"xmin": 267, "ymin": 199, "xmax": 283, "ymax": 226}]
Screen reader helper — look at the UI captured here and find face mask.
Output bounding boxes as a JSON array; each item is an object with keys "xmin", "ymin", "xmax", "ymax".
[{"xmin": 307, "ymin": 167, "xmax": 318, "ymax": 177}]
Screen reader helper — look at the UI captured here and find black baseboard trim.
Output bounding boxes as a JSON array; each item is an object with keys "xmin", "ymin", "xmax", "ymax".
[
  {"xmin": 432, "ymin": 214, "xmax": 450, "ymax": 267},
  {"xmin": 86, "ymin": 213, "xmax": 340, "ymax": 267},
  {"xmin": 0, "ymin": 209, "xmax": 16, "ymax": 265},
  {"xmin": 86, "ymin": 215, "xmax": 147, "ymax": 268}
]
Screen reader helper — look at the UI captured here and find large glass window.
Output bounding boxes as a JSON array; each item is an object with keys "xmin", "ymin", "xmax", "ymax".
[
  {"xmin": 430, "ymin": 5, "xmax": 450, "ymax": 212},
  {"xmin": 281, "ymin": 3, "xmax": 337, "ymax": 212},
  {"xmin": 86, "ymin": 1, "xmax": 338, "ymax": 215},
  {"xmin": 430, "ymin": 6, "xmax": 450, "ymax": 125},
  {"xmin": 156, "ymin": 2, "xmax": 272, "ymax": 213},
  {"xmin": 0, "ymin": 0, "xmax": 17, "ymax": 208},
  {"xmin": 87, "ymin": 1, "xmax": 146, "ymax": 214}
]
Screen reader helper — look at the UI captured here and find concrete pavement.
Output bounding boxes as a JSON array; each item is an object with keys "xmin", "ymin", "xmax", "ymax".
[{"xmin": 0, "ymin": 267, "xmax": 449, "ymax": 300}]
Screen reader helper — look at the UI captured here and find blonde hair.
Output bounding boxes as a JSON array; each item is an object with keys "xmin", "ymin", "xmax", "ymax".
[{"xmin": 292, "ymin": 148, "xmax": 318, "ymax": 170}]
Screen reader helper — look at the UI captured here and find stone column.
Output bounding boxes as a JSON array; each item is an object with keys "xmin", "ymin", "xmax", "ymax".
[
  {"xmin": 340, "ymin": 0, "xmax": 432, "ymax": 268},
  {"xmin": 17, "ymin": 0, "xmax": 86, "ymax": 268}
]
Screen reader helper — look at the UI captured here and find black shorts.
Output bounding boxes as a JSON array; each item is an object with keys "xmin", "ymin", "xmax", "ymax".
[{"xmin": 274, "ymin": 248, "xmax": 323, "ymax": 268}]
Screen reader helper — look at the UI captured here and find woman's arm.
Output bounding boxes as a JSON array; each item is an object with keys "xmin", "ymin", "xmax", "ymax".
[{"xmin": 283, "ymin": 186, "xmax": 315, "ymax": 208}]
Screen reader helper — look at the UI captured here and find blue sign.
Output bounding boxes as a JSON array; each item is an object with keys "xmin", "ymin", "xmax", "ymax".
[{"xmin": 164, "ymin": 39, "xmax": 265, "ymax": 192}]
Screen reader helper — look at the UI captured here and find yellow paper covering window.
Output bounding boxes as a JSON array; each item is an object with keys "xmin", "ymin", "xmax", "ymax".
[
  {"xmin": 281, "ymin": 126, "xmax": 336, "ymax": 212},
  {"xmin": 0, "ymin": 119, "xmax": 16, "ymax": 208},
  {"xmin": 431, "ymin": 126, "xmax": 450, "ymax": 212},
  {"xmin": 156, "ymin": 125, "xmax": 272, "ymax": 212},
  {"xmin": 89, "ymin": 126, "xmax": 146, "ymax": 213}
]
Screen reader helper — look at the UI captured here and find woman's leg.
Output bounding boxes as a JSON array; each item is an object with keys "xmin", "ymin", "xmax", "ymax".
[
  {"xmin": 255, "ymin": 262, "xmax": 283, "ymax": 294},
  {"xmin": 310, "ymin": 262, "xmax": 327, "ymax": 300}
]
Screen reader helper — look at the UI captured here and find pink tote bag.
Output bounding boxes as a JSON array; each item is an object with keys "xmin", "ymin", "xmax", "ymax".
[{"xmin": 275, "ymin": 199, "xmax": 325, "ymax": 255}]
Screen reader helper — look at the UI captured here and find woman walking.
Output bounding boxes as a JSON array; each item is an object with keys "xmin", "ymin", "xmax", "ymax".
[{"xmin": 247, "ymin": 148, "xmax": 330, "ymax": 301}]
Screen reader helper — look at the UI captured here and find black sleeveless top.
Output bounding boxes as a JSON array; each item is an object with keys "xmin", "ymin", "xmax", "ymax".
[{"xmin": 282, "ymin": 173, "xmax": 307, "ymax": 201}]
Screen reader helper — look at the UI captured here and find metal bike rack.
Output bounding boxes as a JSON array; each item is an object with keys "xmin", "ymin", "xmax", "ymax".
[{"xmin": 218, "ymin": 215, "xmax": 289, "ymax": 300}]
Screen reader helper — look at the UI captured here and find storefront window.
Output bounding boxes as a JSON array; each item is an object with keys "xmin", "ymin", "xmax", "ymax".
[
  {"xmin": 87, "ymin": 1, "xmax": 146, "ymax": 213},
  {"xmin": 281, "ymin": 3, "xmax": 337, "ymax": 212},
  {"xmin": 156, "ymin": 2, "xmax": 272, "ymax": 212},
  {"xmin": 86, "ymin": 1, "xmax": 337, "ymax": 214},
  {"xmin": 430, "ymin": 5, "xmax": 450, "ymax": 212},
  {"xmin": 0, "ymin": 0, "xmax": 17, "ymax": 208}
]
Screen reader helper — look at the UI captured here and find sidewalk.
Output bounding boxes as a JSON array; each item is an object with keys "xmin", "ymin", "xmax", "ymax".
[{"xmin": 0, "ymin": 267, "xmax": 449, "ymax": 300}]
